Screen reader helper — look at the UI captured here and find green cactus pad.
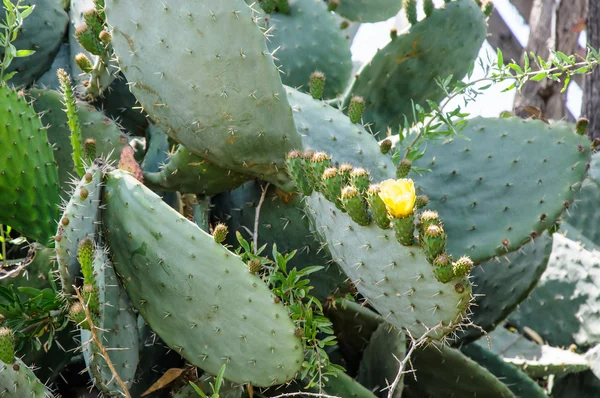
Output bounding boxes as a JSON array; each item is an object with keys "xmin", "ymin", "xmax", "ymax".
[
  {"xmin": 3, "ymin": 0, "xmax": 69, "ymax": 87},
  {"xmin": 565, "ymin": 152, "xmax": 600, "ymax": 246},
  {"xmin": 403, "ymin": 343, "xmax": 515, "ymax": 398},
  {"xmin": 322, "ymin": 372, "xmax": 377, "ymax": 398},
  {"xmin": 461, "ymin": 342, "xmax": 548, "ymax": 398},
  {"xmin": 144, "ymin": 144, "xmax": 251, "ymax": 195},
  {"xmin": 342, "ymin": 0, "xmax": 486, "ymax": 137},
  {"xmin": 472, "ymin": 327, "xmax": 589, "ymax": 378},
  {"xmin": 357, "ymin": 323, "xmax": 406, "ymax": 397},
  {"xmin": 413, "ymin": 117, "xmax": 591, "ymax": 264},
  {"xmin": 305, "ymin": 193, "xmax": 472, "ymax": 339},
  {"xmin": 509, "ymin": 234, "xmax": 600, "ymax": 348},
  {"xmin": 55, "ymin": 162, "xmax": 103, "ymax": 294},
  {"xmin": 333, "ymin": 0, "xmax": 403, "ymax": 22},
  {"xmin": 0, "ymin": 358, "xmax": 55, "ymax": 397},
  {"xmin": 0, "ymin": 85, "xmax": 60, "ymax": 244},
  {"xmin": 103, "ymin": 169, "xmax": 303, "ymax": 386},
  {"xmin": 213, "ymin": 181, "xmax": 347, "ymax": 300},
  {"xmin": 286, "ymin": 87, "xmax": 394, "ymax": 181},
  {"xmin": 80, "ymin": 245, "xmax": 139, "ymax": 396},
  {"xmin": 261, "ymin": 0, "xmax": 352, "ymax": 99},
  {"xmin": 106, "ymin": 0, "xmax": 301, "ymax": 186},
  {"xmin": 457, "ymin": 232, "xmax": 552, "ymax": 343},
  {"xmin": 551, "ymin": 370, "xmax": 600, "ymax": 398},
  {"xmin": 30, "ymin": 88, "xmax": 128, "ymax": 197}
]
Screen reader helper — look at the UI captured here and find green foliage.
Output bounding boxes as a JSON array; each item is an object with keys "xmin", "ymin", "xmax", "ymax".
[{"xmin": 0, "ymin": 0, "xmax": 35, "ymax": 82}]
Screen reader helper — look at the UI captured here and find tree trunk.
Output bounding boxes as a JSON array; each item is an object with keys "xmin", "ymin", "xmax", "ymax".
[
  {"xmin": 583, "ymin": 0, "xmax": 600, "ymax": 140},
  {"xmin": 513, "ymin": 0, "xmax": 587, "ymax": 121}
]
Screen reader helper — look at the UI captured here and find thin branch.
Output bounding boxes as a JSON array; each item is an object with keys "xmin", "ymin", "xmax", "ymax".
[
  {"xmin": 385, "ymin": 325, "xmax": 444, "ymax": 398},
  {"xmin": 74, "ymin": 287, "xmax": 132, "ymax": 398},
  {"xmin": 253, "ymin": 182, "xmax": 270, "ymax": 254},
  {"xmin": 270, "ymin": 392, "xmax": 341, "ymax": 398}
]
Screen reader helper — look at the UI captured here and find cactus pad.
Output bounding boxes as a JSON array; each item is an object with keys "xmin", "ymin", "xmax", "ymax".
[
  {"xmin": 106, "ymin": 0, "xmax": 301, "ymax": 186},
  {"xmin": 0, "ymin": 85, "xmax": 60, "ymax": 244},
  {"xmin": 0, "ymin": 358, "xmax": 54, "ymax": 397},
  {"xmin": 333, "ymin": 0, "xmax": 402, "ymax": 23},
  {"xmin": 509, "ymin": 234, "xmax": 600, "ymax": 348},
  {"xmin": 414, "ymin": 117, "xmax": 591, "ymax": 264},
  {"xmin": 103, "ymin": 169, "xmax": 303, "ymax": 386},
  {"xmin": 262, "ymin": 0, "xmax": 352, "ymax": 99},
  {"xmin": 343, "ymin": 0, "xmax": 486, "ymax": 137}
]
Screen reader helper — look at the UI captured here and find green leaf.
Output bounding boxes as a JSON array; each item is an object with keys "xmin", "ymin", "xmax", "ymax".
[
  {"xmin": 188, "ymin": 381, "xmax": 207, "ymax": 398},
  {"xmin": 15, "ymin": 49, "xmax": 34, "ymax": 57},
  {"xmin": 497, "ymin": 48, "xmax": 503, "ymax": 68},
  {"xmin": 531, "ymin": 72, "xmax": 546, "ymax": 82}
]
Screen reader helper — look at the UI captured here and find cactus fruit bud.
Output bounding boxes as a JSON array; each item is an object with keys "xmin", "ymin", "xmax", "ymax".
[
  {"xmin": 419, "ymin": 210, "xmax": 440, "ymax": 234},
  {"xmin": 83, "ymin": 283, "xmax": 100, "ymax": 315},
  {"xmin": 69, "ymin": 302, "xmax": 90, "ymax": 329},
  {"xmin": 309, "ymin": 152, "xmax": 332, "ymax": 191},
  {"xmin": 286, "ymin": 150, "xmax": 312, "ymax": 196},
  {"xmin": 322, "ymin": 168, "xmax": 344, "ymax": 209},
  {"xmin": 452, "ymin": 256, "xmax": 474, "ymax": 277},
  {"xmin": 390, "ymin": 29, "xmax": 398, "ymax": 40},
  {"xmin": 396, "ymin": 158, "xmax": 412, "ymax": 178},
  {"xmin": 340, "ymin": 20, "xmax": 350, "ymax": 30},
  {"xmin": 366, "ymin": 184, "xmax": 390, "ymax": 229},
  {"xmin": 99, "ymin": 30, "xmax": 111, "ymax": 43},
  {"xmin": 338, "ymin": 163, "xmax": 353, "ymax": 184},
  {"xmin": 75, "ymin": 53, "xmax": 94, "ymax": 73},
  {"xmin": 576, "ymin": 118, "xmax": 589, "ymax": 136},
  {"xmin": 433, "ymin": 252, "xmax": 451, "ymax": 268},
  {"xmin": 433, "ymin": 262, "xmax": 454, "ymax": 284},
  {"xmin": 423, "ymin": 0, "xmax": 434, "ymax": 17},
  {"xmin": 259, "ymin": 0, "xmax": 277, "ymax": 13},
  {"xmin": 341, "ymin": 186, "xmax": 371, "ymax": 226},
  {"xmin": 348, "ymin": 96, "xmax": 365, "ymax": 124},
  {"xmin": 75, "ymin": 24, "xmax": 104, "ymax": 56},
  {"xmin": 327, "ymin": 0, "xmax": 339, "ymax": 11},
  {"xmin": 380, "ymin": 139, "xmax": 392, "ymax": 154},
  {"xmin": 310, "ymin": 71, "xmax": 326, "ymax": 99},
  {"xmin": 483, "ymin": 0, "xmax": 494, "ymax": 17},
  {"xmin": 454, "ymin": 282, "xmax": 465, "ymax": 293},
  {"xmin": 392, "ymin": 213, "xmax": 415, "ymax": 246},
  {"xmin": 248, "ymin": 258, "xmax": 262, "ymax": 274},
  {"xmin": 213, "ymin": 223, "xmax": 228, "ymax": 244},
  {"xmin": 350, "ymin": 168, "xmax": 371, "ymax": 195},
  {"xmin": 422, "ymin": 225, "xmax": 447, "ymax": 263},
  {"xmin": 276, "ymin": 0, "xmax": 290, "ymax": 14},
  {"xmin": 83, "ymin": 138, "xmax": 97, "ymax": 162},
  {"xmin": 415, "ymin": 195, "xmax": 429, "ymax": 209},
  {"xmin": 78, "ymin": 237, "xmax": 95, "ymax": 285},
  {"xmin": 403, "ymin": 0, "xmax": 418, "ymax": 25},
  {"xmin": 0, "ymin": 327, "xmax": 15, "ymax": 364}
]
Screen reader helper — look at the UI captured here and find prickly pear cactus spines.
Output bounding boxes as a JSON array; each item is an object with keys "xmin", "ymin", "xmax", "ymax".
[
  {"xmin": 322, "ymin": 167, "xmax": 343, "ymax": 209},
  {"xmin": 213, "ymin": 223, "xmax": 229, "ymax": 244},
  {"xmin": 69, "ymin": 302, "xmax": 89, "ymax": 330},
  {"xmin": 106, "ymin": 0, "xmax": 301, "ymax": 186},
  {"xmin": 103, "ymin": 170, "xmax": 303, "ymax": 386},
  {"xmin": 350, "ymin": 168, "xmax": 371, "ymax": 195},
  {"xmin": 286, "ymin": 150, "xmax": 313, "ymax": 196},
  {"xmin": 0, "ymin": 84, "xmax": 60, "ymax": 244},
  {"xmin": 0, "ymin": 328, "xmax": 15, "ymax": 364},
  {"xmin": 309, "ymin": 152, "xmax": 332, "ymax": 190},
  {"xmin": 0, "ymin": 357, "xmax": 55, "ymax": 398},
  {"xmin": 453, "ymin": 256, "xmax": 474, "ymax": 278}
]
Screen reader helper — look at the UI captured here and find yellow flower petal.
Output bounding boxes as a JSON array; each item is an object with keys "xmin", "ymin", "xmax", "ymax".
[{"xmin": 378, "ymin": 178, "xmax": 416, "ymax": 218}]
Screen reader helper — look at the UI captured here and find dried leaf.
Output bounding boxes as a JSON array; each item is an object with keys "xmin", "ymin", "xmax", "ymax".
[{"xmin": 141, "ymin": 368, "xmax": 185, "ymax": 397}]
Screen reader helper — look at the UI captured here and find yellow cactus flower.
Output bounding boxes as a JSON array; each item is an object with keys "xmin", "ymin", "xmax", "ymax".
[{"xmin": 378, "ymin": 178, "xmax": 416, "ymax": 218}]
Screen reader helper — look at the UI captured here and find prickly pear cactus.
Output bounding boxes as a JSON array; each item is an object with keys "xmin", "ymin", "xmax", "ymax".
[
  {"xmin": 105, "ymin": 0, "xmax": 302, "ymax": 186},
  {"xmin": 0, "ymin": 84, "xmax": 60, "ymax": 244},
  {"xmin": 331, "ymin": 0, "xmax": 403, "ymax": 23},
  {"xmin": 103, "ymin": 169, "xmax": 303, "ymax": 386},
  {"xmin": 0, "ymin": 357, "xmax": 55, "ymax": 397}
]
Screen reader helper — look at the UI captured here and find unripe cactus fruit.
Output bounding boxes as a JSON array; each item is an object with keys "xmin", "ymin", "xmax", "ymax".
[
  {"xmin": 348, "ymin": 96, "xmax": 365, "ymax": 124},
  {"xmin": 576, "ymin": 117, "xmax": 589, "ymax": 136},
  {"xmin": 338, "ymin": 163, "xmax": 353, "ymax": 185},
  {"xmin": 83, "ymin": 138, "xmax": 97, "ymax": 162},
  {"xmin": 69, "ymin": 302, "xmax": 90, "ymax": 330},
  {"xmin": 419, "ymin": 210, "xmax": 440, "ymax": 234},
  {"xmin": 392, "ymin": 213, "xmax": 415, "ymax": 246},
  {"xmin": 213, "ymin": 223, "xmax": 228, "ymax": 244},
  {"xmin": 99, "ymin": 30, "xmax": 111, "ymax": 43},
  {"xmin": 422, "ymin": 224, "xmax": 447, "ymax": 263},
  {"xmin": 433, "ymin": 252, "xmax": 452, "ymax": 268},
  {"xmin": 366, "ymin": 184, "xmax": 390, "ymax": 229},
  {"xmin": 350, "ymin": 167, "xmax": 371, "ymax": 195},
  {"xmin": 0, "ymin": 327, "xmax": 15, "ymax": 364},
  {"xmin": 75, "ymin": 24, "xmax": 104, "ymax": 56},
  {"xmin": 396, "ymin": 158, "xmax": 412, "ymax": 178},
  {"xmin": 322, "ymin": 167, "xmax": 343, "ymax": 209},
  {"xmin": 259, "ymin": 0, "xmax": 277, "ymax": 13},
  {"xmin": 310, "ymin": 71, "xmax": 326, "ymax": 99},
  {"xmin": 309, "ymin": 152, "xmax": 332, "ymax": 191},
  {"xmin": 452, "ymin": 256, "xmax": 474, "ymax": 277},
  {"xmin": 286, "ymin": 150, "xmax": 312, "ymax": 196},
  {"xmin": 78, "ymin": 237, "xmax": 95, "ymax": 285},
  {"xmin": 483, "ymin": 0, "xmax": 494, "ymax": 16},
  {"xmin": 403, "ymin": 0, "xmax": 418, "ymax": 25},
  {"xmin": 75, "ymin": 52, "xmax": 94, "ymax": 73},
  {"xmin": 83, "ymin": 283, "xmax": 100, "ymax": 316},
  {"xmin": 380, "ymin": 138, "xmax": 392, "ymax": 154},
  {"xmin": 415, "ymin": 195, "xmax": 429, "ymax": 209},
  {"xmin": 390, "ymin": 28, "xmax": 398, "ymax": 40},
  {"xmin": 276, "ymin": 0, "xmax": 291, "ymax": 14},
  {"xmin": 248, "ymin": 258, "xmax": 262, "ymax": 274},
  {"xmin": 433, "ymin": 262, "xmax": 454, "ymax": 284},
  {"xmin": 341, "ymin": 186, "xmax": 371, "ymax": 226},
  {"xmin": 423, "ymin": 0, "xmax": 434, "ymax": 17}
]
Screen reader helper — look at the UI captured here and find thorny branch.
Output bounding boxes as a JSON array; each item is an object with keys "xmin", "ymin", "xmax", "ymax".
[{"xmin": 253, "ymin": 182, "xmax": 270, "ymax": 254}]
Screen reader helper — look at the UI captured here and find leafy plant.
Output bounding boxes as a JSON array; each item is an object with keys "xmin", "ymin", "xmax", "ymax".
[{"xmin": 0, "ymin": 0, "xmax": 35, "ymax": 81}]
